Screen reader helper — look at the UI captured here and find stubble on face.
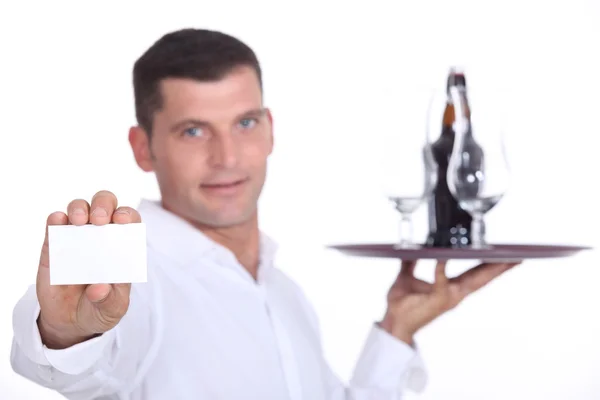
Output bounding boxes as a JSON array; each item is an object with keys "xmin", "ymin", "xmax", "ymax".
[{"xmin": 148, "ymin": 67, "xmax": 273, "ymax": 232}]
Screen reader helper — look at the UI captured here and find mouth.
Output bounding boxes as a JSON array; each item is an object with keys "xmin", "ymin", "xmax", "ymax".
[{"xmin": 200, "ymin": 178, "xmax": 248, "ymax": 196}]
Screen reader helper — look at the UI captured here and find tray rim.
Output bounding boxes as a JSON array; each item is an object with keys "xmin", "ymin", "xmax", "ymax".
[{"xmin": 327, "ymin": 243, "xmax": 593, "ymax": 260}]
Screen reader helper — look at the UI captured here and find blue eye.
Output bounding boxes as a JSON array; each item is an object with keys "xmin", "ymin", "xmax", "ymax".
[
  {"xmin": 239, "ymin": 118, "xmax": 256, "ymax": 129},
  {"xmin": 183, "ymin": 127, "xmax": 203, "ymax": 137}
]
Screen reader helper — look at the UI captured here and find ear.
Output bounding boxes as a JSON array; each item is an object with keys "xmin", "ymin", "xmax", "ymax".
[
  {"xmin": 265, "ymin": 108, "xmax": 274, "ymax": 155},
  {"xmin": 128, "ymin": 126, "xmax": 154, "ymax": 172}
]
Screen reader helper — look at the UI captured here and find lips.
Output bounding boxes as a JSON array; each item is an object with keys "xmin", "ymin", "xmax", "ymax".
[
  {"xmin": 200, "ymin": 178, "xmax": 248, "ymax": 196},
  {"xmin": 201, "ymin": 179, "xmax": 246, "ymax": 188}
]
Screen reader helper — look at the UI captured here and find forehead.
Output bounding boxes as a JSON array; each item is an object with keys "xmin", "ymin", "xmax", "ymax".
[{"xmin": 157, "ymin": 67, "xmax": 263, "ymax": 120}]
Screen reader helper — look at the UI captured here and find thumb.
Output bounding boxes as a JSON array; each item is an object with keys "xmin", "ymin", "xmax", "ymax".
[
  {"xmin": 85, "ymin": 283, "xmax": 131, "ymax": 321},
  {"xmin": 433, "ymin": 260, "xmax": 449, "ymax": 291},
  {"xmin": 85, "ymin": 284, "xmax": 112, "ymax": 303}
]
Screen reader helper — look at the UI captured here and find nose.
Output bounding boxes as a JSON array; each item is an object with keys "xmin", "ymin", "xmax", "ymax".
[{"xmin": 209, "ymin": 134, "xmax": 238, "ymax": 169}]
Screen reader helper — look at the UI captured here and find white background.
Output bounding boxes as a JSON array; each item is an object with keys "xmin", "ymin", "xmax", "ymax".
[{"xmin": 1, "ymin": 1, "xmax": 599, "ymax": 399}]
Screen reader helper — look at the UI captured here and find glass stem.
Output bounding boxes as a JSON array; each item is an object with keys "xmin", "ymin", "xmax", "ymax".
[
  {"xmin": 399, "ymin": 213, "xmax": 414, "ymax": 247},
  {"xmin": 471, "ymin": 212, "xmax": 486, "ymax": 248}
]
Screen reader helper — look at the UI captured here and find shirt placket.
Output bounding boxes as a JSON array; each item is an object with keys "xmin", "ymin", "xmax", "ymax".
[
  {"xmin": 260, "ymin": 281, "xmax": 303, "ymax": 400},
  {"xmin": 213, "ymin": 246, "xmax": 303, "ymax": 400}
]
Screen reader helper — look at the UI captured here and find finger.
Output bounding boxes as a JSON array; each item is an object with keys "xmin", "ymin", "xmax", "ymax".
[
  {"xmin": 111, "ymin": 206, "xmax": 142, "ymax": 224},
  {"xmin": 67, "ymin": 199, "xmax": 90, "ymax": 225},
  {"xmin": 427, "ymin": 260, "xmax": 460, "ymax": 314},
  {"xmin": 89, "ymin": 190, "xmax": 118, "ymax": 226},
  {"xmin": 450, "ymin": 262, "xmax": 513, "ymax": 297},
  {"xmin": 37, "ymin": 212, "xmax": 69, "ymax": 287},
  {"xmin": 400, "ymin": 259, "xmax": 417, "ymax": 277},
  {"xmin": 433, "ymin": 260, "xmax": 448, "ymax": 290}
]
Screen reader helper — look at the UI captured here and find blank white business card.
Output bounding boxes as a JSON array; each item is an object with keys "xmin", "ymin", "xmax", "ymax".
[{"xmin": 48, "ymin": 223, "xmax": 147, "ymax": 285}]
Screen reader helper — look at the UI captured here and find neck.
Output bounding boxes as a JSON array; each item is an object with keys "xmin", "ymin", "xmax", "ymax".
[
  {"xmin": 161, "ymin": 201, "xmax": 261, "ymax": 280},
  {"xmin": 199, "ymin": 217, "xmax": 261, "ymax": 279}
]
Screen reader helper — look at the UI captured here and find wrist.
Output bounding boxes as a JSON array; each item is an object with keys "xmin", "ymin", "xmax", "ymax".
[
  {"xmin": 379, "ymin": 314, "xmax": 416, "ymax": 347},
  {"xmin": 37, "ymin": 314, "xmax": 98, "ymax": 349}
]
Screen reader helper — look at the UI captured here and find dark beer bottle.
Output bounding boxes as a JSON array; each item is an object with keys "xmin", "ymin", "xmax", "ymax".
[{"xmin": 425, "ymin": 68, "xmax": 473, "ymax": 247}]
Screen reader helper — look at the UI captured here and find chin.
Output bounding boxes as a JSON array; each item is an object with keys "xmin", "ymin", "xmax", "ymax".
[
  {"xmin": 204, "ymin": 216, "xmax": 252, "ymax": 229},
  {"xmin": 194, "ymin": 207, "xmax": 257, "ymax": 229}
]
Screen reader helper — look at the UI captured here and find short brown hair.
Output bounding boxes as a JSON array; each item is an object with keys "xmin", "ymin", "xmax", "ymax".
[{"xmin": 132, "ymin": 28, "xmax": 263, "ymax": 135}]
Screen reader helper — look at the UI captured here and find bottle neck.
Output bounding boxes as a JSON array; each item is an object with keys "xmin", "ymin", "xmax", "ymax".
[
  {"xmin": 441, "ymin": 110, "xmax": 473, "ymax": 138},
  {"xmin": 442, "ymin": 103, "xmax": 455, "ymax": 130},
  {"xmin": 442, "ymin": 82, "xmax": 471, "ymax": 137}
]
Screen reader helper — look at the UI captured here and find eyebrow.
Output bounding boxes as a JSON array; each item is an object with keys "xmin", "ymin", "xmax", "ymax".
[{"xmin": 169, "ymin": 108, "xmax": 266, "ymax": 132}]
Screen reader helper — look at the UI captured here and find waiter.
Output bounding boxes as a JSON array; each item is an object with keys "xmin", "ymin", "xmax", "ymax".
[{"xmin": 10, "ymin": 28, "xmax": 518, "ymax": 399}]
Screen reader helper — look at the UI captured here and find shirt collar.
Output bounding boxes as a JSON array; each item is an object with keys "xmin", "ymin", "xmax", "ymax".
[{"xmin": 137, "ymin": 198, "xmax": 278, "ymax": 273}]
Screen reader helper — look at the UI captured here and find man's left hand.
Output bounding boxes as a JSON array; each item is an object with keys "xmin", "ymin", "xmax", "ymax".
[{"xmin": 379, "ymin": 260, "xmax": 521, "ymax": 345}]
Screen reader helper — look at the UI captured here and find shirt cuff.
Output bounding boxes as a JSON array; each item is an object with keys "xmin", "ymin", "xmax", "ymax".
[
  {"xmin": 13, "ymin": 292, "xmax": 116, "ymax": 375},
  {"xmin": 350, "ymin": 324, "xmax": 428, "ymax": 393}
]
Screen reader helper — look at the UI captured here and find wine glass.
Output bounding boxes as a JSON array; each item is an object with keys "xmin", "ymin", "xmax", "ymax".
[
  {"xmin": 379, "ymin": 87, "xmax": 438, "ymax": 249},
  {"xmin": 447, "ymin": 85, "xmax": 511, "ymax": 249}
]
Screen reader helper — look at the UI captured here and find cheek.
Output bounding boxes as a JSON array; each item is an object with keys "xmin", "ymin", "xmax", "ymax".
[
  {"xmin": 242, "ymin": 136, "xmax": 272, "ymax": 166},
  {"xmin": 158, "ymin": 145, "xmax": 209, "ymax": 183}
]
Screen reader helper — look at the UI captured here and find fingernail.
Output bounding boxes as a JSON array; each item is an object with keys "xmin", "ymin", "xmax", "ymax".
[
  {"xmin": 114, "ymin": 209, "xmax": 130, "ymax": 215},
  {"xmin": 92, "ymin": 207, "xmax": 108, "ymax": 217},
  {"xmin": 71, "ymin": 208, "xmax": 85, "ymax": 216}
]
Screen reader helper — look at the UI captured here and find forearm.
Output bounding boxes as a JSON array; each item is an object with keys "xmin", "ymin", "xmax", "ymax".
[
  {"xmin": 323, "ymin": 324, "xmax": 428, "ymax": 399},
  {"xmin": 11, "ymin": 285, "xmax": 154, "ymax": 399},
  {"xmin": 10, "ymin": 329, "xmax": 121, "ymax": 400},
  {"xmin": 349, "ymin": 325, "xmax": 426, "ymax": 393}
]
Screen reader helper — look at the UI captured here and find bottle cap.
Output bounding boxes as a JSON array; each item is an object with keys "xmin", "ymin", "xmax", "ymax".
[{"xmin": 449, "ymin": 65, "xmax": 466, "ymax": 75}]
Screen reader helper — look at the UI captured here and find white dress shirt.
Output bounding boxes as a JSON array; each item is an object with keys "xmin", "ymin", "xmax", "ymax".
[{"xmin": 11, "ymin": 199, "xmax": 427, "ymax": 400}]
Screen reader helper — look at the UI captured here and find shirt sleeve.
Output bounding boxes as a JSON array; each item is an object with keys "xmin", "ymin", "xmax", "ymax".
[
  {"xmin": 10, "ymin": 284, "xmax": 155, "ymax": 400},
  {"xmin": 320, "ymin": 323, "xmax": 427, "ymax": 400},
  {"xmin": 288, "ymin": 279, "xmax": 428, "ymax": 399},
  {"xmin": 349, "ymin": 324, "xmax": 427, "ymax": 393}
]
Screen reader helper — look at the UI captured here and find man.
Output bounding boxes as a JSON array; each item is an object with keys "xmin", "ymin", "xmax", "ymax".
[{"xmin": 10, "ymin": 28, "xmax": 518, "ymax": 399}]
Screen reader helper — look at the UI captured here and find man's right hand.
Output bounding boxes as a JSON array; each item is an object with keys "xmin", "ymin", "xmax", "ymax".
[{"xmin": 36, "ymin": 190, "xmax": 141, "ymax": 349}]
